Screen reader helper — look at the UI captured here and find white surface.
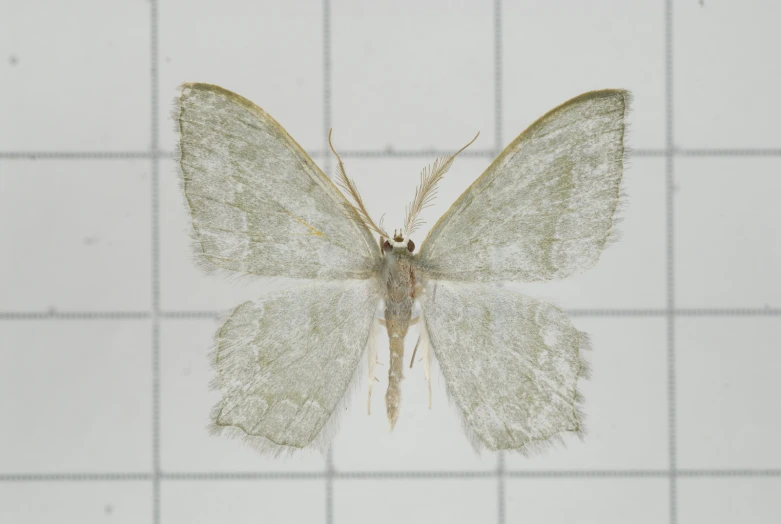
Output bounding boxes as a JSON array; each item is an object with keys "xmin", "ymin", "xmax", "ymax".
[
  {"xmin": 0, "ymin": 321, "xmax": 153, "ymax": 473},
  {"xmin": 506, "ymin": 477, "xmax": 670, "ymax": 524},
  {"xmin": 0, "ymin": 160, "xmax": 152, "ymax": 311},
  {"xmin": 0, "ymin": 1, "xmax": 151, "ymax": 151},
  {"xmin": 1, "ymin": 1, "xmax": 780, "ymax": 523},
  {"xmin": 335, "ymin": 478, "xmax": 497, "ymax": 524},
  {"xmin": 0, "ymin": 482, "xmax": 153, "ymax": 524},
  {"xmin": 162, "ymin": 480, "xmax": 326, "ymax": 524}
]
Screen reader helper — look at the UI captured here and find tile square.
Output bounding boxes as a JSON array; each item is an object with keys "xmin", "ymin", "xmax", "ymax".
[
  {"xmin": 511, "ymin": 158, "xmax": 666, "ymax": 310},
  {"xmin": 0, "ymin": 321, "xmax": 152, "ymax": 473},
  {"xmin": 679, "ymin": 477, "xmax": 781, "ymax": 523},
  {"xmin": 506, "ymin": 477, "xmax": 668, "ymax": 524},
  {"xmin": 0, "ymin": 160, "xmax": 152, "ymax": 312},
  {"xmin": 507, "ymin": 318, "xmax": 668, "ymax": 471},
  {"xmin": 675, "ymin": 158, "xmax": 781, "ymax": 308},
  {"xmin": 159, "ymin": 0, "xmax": 323, "ymax": 155},
  {"xmin": 334, "ymin": 478, "xmax": 496, "ymax": 524},
  {"xmin": 0, "ymin": 1, "xmax": 150, "ymax": 151},
  {"xmin": 503, "ymin": 1, "xmax": 666, "ymax": 150},
  {"xmin": 160, "ymin": 319, "xmax": 325, "ymax": 472},
  {"xmin": 677, "ymin": 317, "xmax": 781, "ymax": 469},
  {"xmin": 161, "ymin": 479, "xmax": 324, "ymax": 524},
  {"xmin": 331, "ymin": 0, "xmax": 494, "ymax": 151},
  {"xmin": 675, "ymin": 1, "xmax": 781, "ymax": 148},
  {"xmin": 159, "ymin": 159, "xmax": 297, "ymax": 313},
  {"xmin": 0, "ymin": 481, "xmax": 152, "ymax": 524}
]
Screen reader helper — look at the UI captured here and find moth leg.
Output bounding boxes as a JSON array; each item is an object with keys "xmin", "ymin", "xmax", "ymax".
[
  {"xmin": 419, "ymin": 317, "xmax": 433, "ymax": 409},
  {"xmin": 409, "ymin": 313, "xmax": 432, "ymax": 407},
  {"xmin": 367, "ymin": 318, "xmax": 382, "ymax": 415},
  {"xmin": 409, "ymin": 336, "xmax": 421, "ymax": 368},
  {"xmin": 423, "ymin": 344, "xmax": 432, "ymax": 409}
]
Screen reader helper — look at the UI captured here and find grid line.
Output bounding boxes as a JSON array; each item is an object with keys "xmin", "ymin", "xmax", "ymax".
[
  {"xmin": 323, "ymin": 1, "xmax": 335, "ymax": 523},
  {"xmin": 0, "ymin": 311, "xmax": 152, "ymax": 320},
  {"xmin": 2, "ymin": 469, "xmax": 779, "ymax": 483},
  {"xmin": 493, "ymin": 2, "xmax": 505, "ymax": 523},
  {"xmin": 3, "ymin": 307, "xmax": 779, "ymax": 321},
  {"xmin": 664, "ymin": 2, "xmax": 678, "ymax": 524},
  {"xmin": 149, "ymin": 1, "xmax": 162, "ymax": 524},
  {"xmin": 4, "ymin": 147, "xmax": 781, "ymax": 161},
  {"xmin": 0, "ymin": 151, "xmax": 168, "ymax": 159}
]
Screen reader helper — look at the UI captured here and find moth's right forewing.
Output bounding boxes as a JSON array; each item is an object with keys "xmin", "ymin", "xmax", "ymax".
[
  {"xmin": 211, "ymin": 280, "xmax": 380, "ymax": 454},
  {"xmin": 176, "ymin": 83, "xmax": 379, "ymax": 280},
  {"xmin": 419, "ymin": 90, "xmax": 629, "ymax": 283},
  {"xmin": 420, "ymin": 281, "xmax": 589, "ymax": 453}
]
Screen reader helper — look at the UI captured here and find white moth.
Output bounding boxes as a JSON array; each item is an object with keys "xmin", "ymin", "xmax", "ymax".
[{"xmin": 174, "ymin": 83, "xmax": 629, "ymax": 455}]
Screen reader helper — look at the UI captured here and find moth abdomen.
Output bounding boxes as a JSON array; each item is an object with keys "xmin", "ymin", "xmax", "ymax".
[{"xmin": 382, "ymin": 243, "xmax": 416, "ymax": 429}]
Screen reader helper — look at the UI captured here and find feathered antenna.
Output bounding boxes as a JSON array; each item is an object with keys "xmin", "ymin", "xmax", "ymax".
[
  {"xmin": 329, "ymin": 129, "xmax": 389, "ymax": 239},
  {"xmin": 404, "ymin": 132, "xmax": 480, "ymax": 236}
]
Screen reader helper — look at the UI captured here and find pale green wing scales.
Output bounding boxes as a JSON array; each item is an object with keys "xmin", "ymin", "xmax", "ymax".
[
  {"xmin": 419, "ymin": 281, "xmax": 589, "ymax": 453},
  {"xmin": 211, "ymin": 280, "xmax": 379, "ymax": 453},
  {"xmin": 176, "ymin": 83, "xmax": 379, "ymax": 280},
  {"xmin": 418, "ymin": 90, "xmax": 630, "ymax": 283}
]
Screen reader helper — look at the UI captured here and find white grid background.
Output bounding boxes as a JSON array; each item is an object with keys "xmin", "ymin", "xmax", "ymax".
[{"xmin": 1, "ymin": 1, "xmax": 780, "ymax": 523}]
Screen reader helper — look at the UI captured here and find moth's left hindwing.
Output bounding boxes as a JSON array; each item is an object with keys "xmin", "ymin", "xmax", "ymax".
[
  {"xmin": 212, "ymin": 280, "xmax": 378, "ymax": 453},
  {"xmin": 176, "ymin": 83, "xmax": 379, "ymax": 280}
]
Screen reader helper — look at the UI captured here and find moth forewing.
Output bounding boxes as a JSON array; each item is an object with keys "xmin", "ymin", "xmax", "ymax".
[
  {"xmin": 175, "ymin": 83, "xmax": 380, "ymax": 281},
  {"xmin": 417, "ymin": 89, "xmax": 629, "ymax": 283}
]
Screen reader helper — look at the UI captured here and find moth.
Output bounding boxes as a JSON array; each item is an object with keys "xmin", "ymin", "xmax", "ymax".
[{"xmin": 175, "ymin": 83, "xmax": 629, "ymax": 455}]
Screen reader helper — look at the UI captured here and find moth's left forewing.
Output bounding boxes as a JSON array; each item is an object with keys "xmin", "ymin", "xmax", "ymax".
[
  {"xmin": 418, "ymin": 280, "xmax": 589, "ymax": 453},
  {"xmin": 175, "ymin": 83, "xmax": 380, "ymax": 280}
]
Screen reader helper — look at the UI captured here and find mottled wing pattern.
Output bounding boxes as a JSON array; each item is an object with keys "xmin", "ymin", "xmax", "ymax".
[
  {"xmin": 212, "ymin": 280, "xmax": 379, "ymax": 453},
  {"xmin": 176, "ymin": 83, "xmax": 379, "ymax": 280},
  {"xmin": 418, "ymin": 90, "xmax": 629, "ymax": 283},
  {"xmin": 420, "ymin": 281, "xmax": 589, "ymax": 453}
]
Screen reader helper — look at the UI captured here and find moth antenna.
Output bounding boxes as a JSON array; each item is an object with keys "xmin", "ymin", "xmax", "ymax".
[
  {"xmin": 404, "ymin": 132, "xmax": 480, "ymax": 236},
  {"xmin": 329, "ymin": 129, "xmax": 389, "ymax": 238}
]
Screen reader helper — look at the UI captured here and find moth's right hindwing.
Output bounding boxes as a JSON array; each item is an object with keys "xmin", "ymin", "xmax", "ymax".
[
  {"xmin": 211, "ymin": 280, "xmax": 379, "ymax": 454},
  {"xmin": 420, "ymin": 281, "xmax": 589, "ymax": 453},
  {"xmin": 176, "ymin": 83, "xmax": 379, "ymax": 280}
]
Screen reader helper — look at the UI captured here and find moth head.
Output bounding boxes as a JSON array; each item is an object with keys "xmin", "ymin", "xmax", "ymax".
[{"xmin": 382, "ymin": 230, "xmax": 415, "ymax": 254}]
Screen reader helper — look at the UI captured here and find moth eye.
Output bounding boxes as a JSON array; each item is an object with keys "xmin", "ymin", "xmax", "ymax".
[
  {"xmin": 407, "ymin": 239, "xmax": 415, "ymax": 252},
  {"xmin": 382, "ymin": 240, "xmax": 392, "ymax": 253}
]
